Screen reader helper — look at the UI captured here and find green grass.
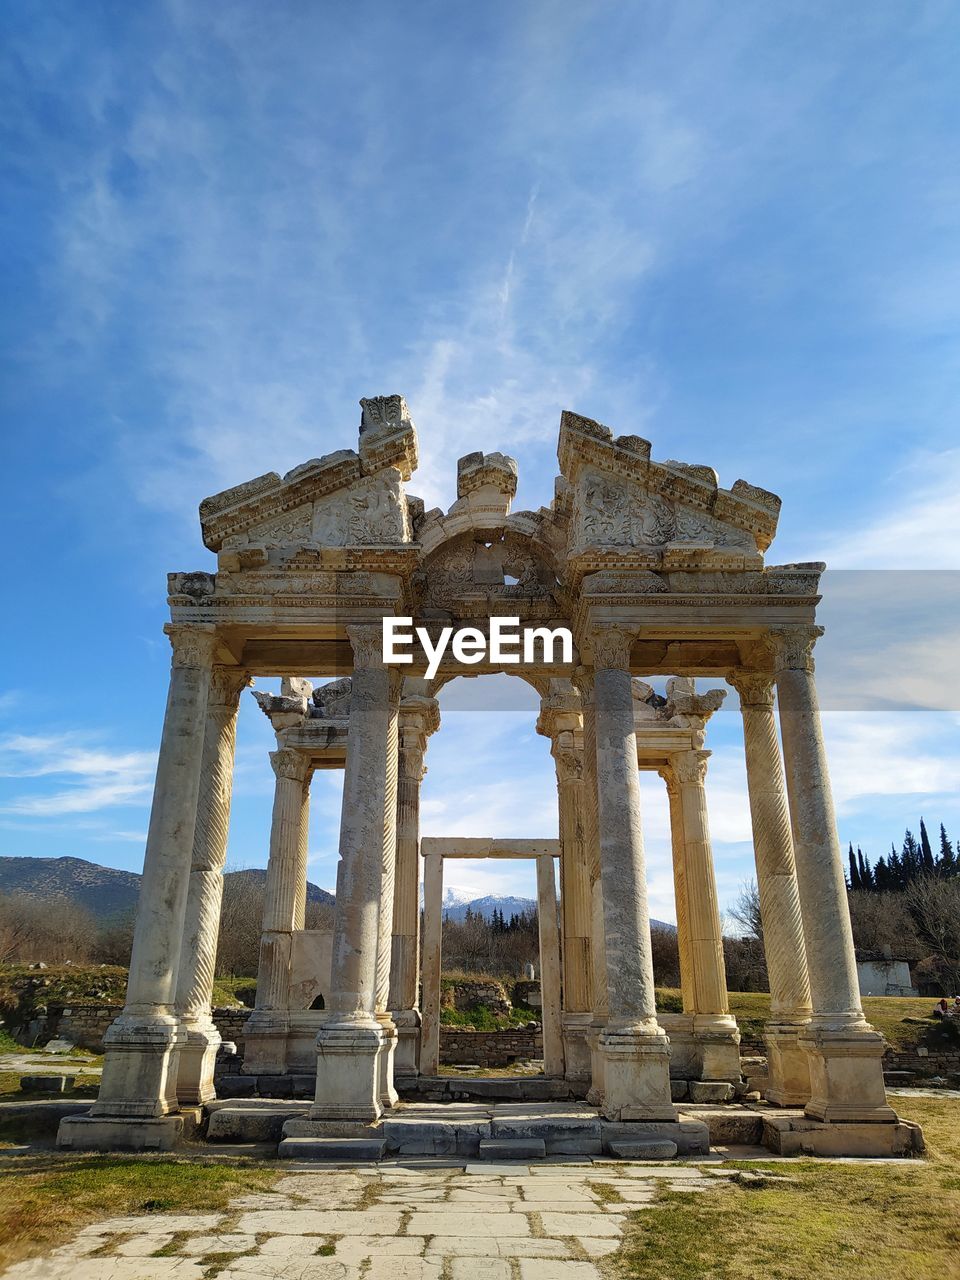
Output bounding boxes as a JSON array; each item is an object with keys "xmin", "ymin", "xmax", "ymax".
[
  {"xmin": 0, "ymin": 1156, "xmax": 278, "ymax": 1271},
  {"xmin": 612, "ymin": 1096, "xmax": 960, "ymax": 1280}
]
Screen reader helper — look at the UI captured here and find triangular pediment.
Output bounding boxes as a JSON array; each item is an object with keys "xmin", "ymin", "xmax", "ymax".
[
  {"xmin": 557, "ymin": 410, "xmax": 780, "ymax": 555},
  {"xmin": 199, "ymin": 395, "xmax": 419, "ymax": 552}
]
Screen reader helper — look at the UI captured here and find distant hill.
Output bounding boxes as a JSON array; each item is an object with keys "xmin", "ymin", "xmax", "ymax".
[
  {"xmin": 441, "ymin": 888, "xmax": 675, "ymax": 932},
  {"xmin": 0, "ymin": 856, "xmax": 334, "ymax": 920}
]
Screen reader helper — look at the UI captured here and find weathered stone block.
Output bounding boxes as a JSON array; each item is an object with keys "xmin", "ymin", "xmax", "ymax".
[{"xmin": 688, "ymin": 1081, "xmax": 735, "ymax": 1103}]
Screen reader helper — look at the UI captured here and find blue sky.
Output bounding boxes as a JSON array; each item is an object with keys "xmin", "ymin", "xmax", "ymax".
[{"xmin": 1, "ymin": 1, "xmax": 959, "ymax": 919}]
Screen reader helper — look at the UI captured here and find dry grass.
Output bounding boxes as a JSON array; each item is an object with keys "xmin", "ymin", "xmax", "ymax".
[
  {"xmin": 610, "ymin": 1096, "xmax": 960, "ymax": 1280},
  {"xmin": 0, "ymin": 1155, "xmax": 278, "ymax": 1271}
]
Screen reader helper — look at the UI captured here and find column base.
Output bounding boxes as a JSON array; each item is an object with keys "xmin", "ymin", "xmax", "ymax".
[
  {"xmin": 562, "ymin": 1013, "xmax": 594, "ymax": 1083},
  {"xmin": 764, "ymin": 1023, "xmax": 812, "ymax": 1107},
  {"xmin": 598, "ymin": 1023, "xmax": 675, "ymax": 1121},
  {"xmin": 586, "ymin": 1017, "xmax": 607, "ymax": 1107},
  {"xmin": 377, "ymin": 1016, "xmax": 399, "ymax": 1108},
  {"xmin": 241, "ymin": 1011, "xmax": 291, "ymax": 1076},
  {"xmin": 800, "ymin": 1024, "xmax": 898, "ymax": 1123},
  {"xmin": 392, "ymin": 1008, "xmax": 421, "ymax": 1077},
  {"xmin": 176, "ymin": 1019, "xmax": 221, "ymax": 1105},
  {"xmin": 58, "ymin": 1113, "xmax": 189, "ymax": 1152},
  {"xmin": 311, "ymin": 1018, "xmax": 385, "ymax": 1122},
  {"xmin": 90, "ymin": 1013, "xmax": 182, "ymax": 1119},
  {"xmin": 693, "ymin": 1014, "xmax": 742, "ymax": 1083}
]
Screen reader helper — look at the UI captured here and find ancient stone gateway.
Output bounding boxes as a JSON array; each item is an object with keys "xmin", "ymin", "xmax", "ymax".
[{"xmin": 57, "ymin": 396, "xmax": 922, "ymax": 1158}]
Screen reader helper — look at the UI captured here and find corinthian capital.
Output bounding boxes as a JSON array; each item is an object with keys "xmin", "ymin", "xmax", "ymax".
[
  {"xmin": 270, "ymin": 748, "xmax": 312, "ymax": 784},
  {"xmin": 727, "ymin": 670, "xmax": 775, "ymax": 708},
  {"xmin": 346, "ymin": 623, "xmax": 386, "ymax": 670},
  {"xmin": 164, "ymin": 623, "xmax": 218, "ymax": 670},
  {"xmin": 209, "ymin": 665, "xmax": 252, "ymax": 709},
  {"xmin": 670, "ymin": 749, "xmax": 709, "ymax": 786},
  {"xmin": 590, "ymin": 626, "xmax": 636, "ymax": 672},
  {"xmin": 772, "ymin": 626, "xmax": 823, "ymax": 674}
]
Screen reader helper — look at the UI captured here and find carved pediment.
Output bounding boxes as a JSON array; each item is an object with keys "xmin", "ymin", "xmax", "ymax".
[
  {"xmin": 199, "ymin": 395, "xmax": 418, "ymax": 552},
  {"xmin": 557, "ymin": 410, "xmax": 780, "ymax": 554},
  {"xmin": 573, "ymin": 469, "xmax": 756, "ymax": 554}
]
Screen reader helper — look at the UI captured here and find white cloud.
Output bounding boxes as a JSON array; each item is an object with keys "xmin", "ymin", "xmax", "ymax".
[{"xmin": 0, "ymin": 734, "xmax": 156, "ymax": 816}]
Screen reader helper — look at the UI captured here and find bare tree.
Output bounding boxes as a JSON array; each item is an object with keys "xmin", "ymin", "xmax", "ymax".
[
  {"xmin": 904, "ymin": 874, "xmax": 960, "ymax": 991},
  {"xmin": 0, "ymin": 893, "xmax": 98, "ymax": 964},
  {"xmin": 847, "ymin": 891, "xmax": 923, "ymax": 962},
  {"xmin": 728, "ymin": 879, "xmax": 763, "ymax": 943}
]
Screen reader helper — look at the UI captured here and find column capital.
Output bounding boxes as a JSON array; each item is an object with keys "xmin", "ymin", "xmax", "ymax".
[
  {"xmin": 399, "ymin": 740, "xmax": 427, "ymax": 782},
  {"xmin": 727, "ymin": 670, "xmax": 776, "ymax": 707},
  {"xmin": 572, "ymin": 665, "xmax": 595, "ymax": 703},
  {"xmin": 772, "ymin": 626, "xmax": 824, "ymax": 674},
  {"xmin": 590, "ymin": 626, "xmax": 636, "ymax": 672},
  {"xmin": 164, "ymin": 623, "xmax": 218, "ymax": 670},
  {"xmin": 208, "ymin": 665, "xmax": 252, "ymax": 710},
  {"xmin": 670, "ymin": 749, "xmax": 710, "ymax": 786},
  {"xmin": 346, "ymin": 622, "xmax": 388, "ymax": 670},
  {"xmin": 269, "ymin": 748, "xmax": 312, "ymax": 784},
  {"xmin": 554, "ymin": 742, "xmax": 582, "ymax": 785}
]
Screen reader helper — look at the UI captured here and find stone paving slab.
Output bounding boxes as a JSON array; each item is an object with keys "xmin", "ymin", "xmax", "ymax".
[{"xmin": 6, "ymin": 1156, "xmax": 735, "ymax": 1279}]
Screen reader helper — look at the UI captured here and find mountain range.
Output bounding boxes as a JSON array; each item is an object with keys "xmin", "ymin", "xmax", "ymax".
[
  {"xmin": 0, "ymin": 857, "xmax": 674, "ymax": 932},
  {"xmin": 0, "ymin": 856, "xmax": 334, "ymax": 921}
]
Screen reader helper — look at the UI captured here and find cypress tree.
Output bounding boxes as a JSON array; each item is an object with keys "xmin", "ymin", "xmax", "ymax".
[
  {"xmin": 848, "ymin": 844, "xmax": 860, "ymax": 890},
  {"xmin": 902, "ymin": 830, "xmax": 921, "ymax": 882},
  {"xmin": 874, "ymin": 855, "xmax": 889, "ymax": 891},
  {"xmin": 940, "ymin": 824, "xmax": 956, "ymax": 876},
  {"xmin": 920, "ymin": 818, "xmax": 936, "ymax": 873},
  {"xmin": 857, "ymin": 847, "xmax": 873, "ymax": 891},
  {"xmin": 888, "ymin": 844, "xmax": 903, "ymax": 890}
]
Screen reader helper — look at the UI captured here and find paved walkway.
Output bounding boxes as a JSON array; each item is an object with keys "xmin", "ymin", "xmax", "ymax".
[{"xmin": 4, "ymin": 1160, "xmax": 739, "ymax": 1278}]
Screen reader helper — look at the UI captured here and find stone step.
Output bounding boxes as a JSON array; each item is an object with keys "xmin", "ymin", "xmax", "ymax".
[
  {"xmin": 490, "ymin": 1115, "xmax": 602, "ymax": 1155},
  {"xmin": 277, "ymin": 1136, "xmax": 386, "ymax": 1161},
  {"xmin": 479, "ymin": 1137, "xmax": 546, "ymax": 1161},
  {"xmin": 607, "ymin": 1139, "xmax": 678, "ymax": 1160}
]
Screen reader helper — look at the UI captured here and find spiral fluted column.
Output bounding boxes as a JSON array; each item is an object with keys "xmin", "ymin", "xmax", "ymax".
[
  {"xmin": 83, "ymin": 623, "xmax": 217, "ymax": 1134},
  {"xmin": 775, "ymin": 627, "xmax": 895, "ymax": 1124},
  {"xmin": 175, "ymin": 664, "xmax": 249, "ymax": 1104},
  {"xmin": 591, "ymin": 628, "xmax": 673, "ymax": 1121},
  {"xmin": 374, "ymin": 686, "xmax": 400, "ymax": 1106},
  {"xmin": 312, "ymin": 625, "xmax": 401, "ymax": 1122},
  {"xmin": 729, "ymin": 670, "xmax": 812, "ymax": 1105}
]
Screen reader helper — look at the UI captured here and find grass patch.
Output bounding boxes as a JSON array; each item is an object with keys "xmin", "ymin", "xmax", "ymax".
[
  {"xmin": 0, "ymin": 1154, "xmax": 278, "ymax": 1272},
  {"xmin": 612, "ymin": 1096, "xmax": 960, "ymax": 1280}
]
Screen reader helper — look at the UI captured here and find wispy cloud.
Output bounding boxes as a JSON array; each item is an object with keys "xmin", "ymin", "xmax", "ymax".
[{"xmin": 0, "ymin": 734, "xmax": 156, "ymax": 816}]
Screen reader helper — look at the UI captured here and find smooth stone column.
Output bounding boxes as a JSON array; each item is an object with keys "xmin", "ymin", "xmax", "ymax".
[
  {"xmin": 574, "ymin": 670, "xmax": 608, "ymax": 1106},
  {"xmin": 389, "ymin": 694, "xmax": 439, "ymax": 1076},
  {"xmin": 175, "ymin": 665, "xmax": 249, "ymax": 1104},
  {"xmin": 536, "ymin": 855, "xmax": 564, "ymax": 1078},
  {"xmin": 60, "ymin": 624, "xmax": 217, "ymax": 1149},
  {"xmin": 592, "ymin": 628, "xmax": 673, "ymax": 1121},
  {"xmin": 775, "ymin": 627, "xmax": 895, "ymax": 1124},
  {"xmin": 418, "ymin": 852, "xmax": 444, "ymax": 1077},
  {"xmin": 374, "ymin": 683, "xmax": 401, "ymax": 1107},
  {"xmin": 312, "ymin": 624, "xmax": 398, "ymax": 1122},
  {"xmin": 555, "ymin": 740, "xmax": 594, "ymax": 1082},
  {"xmin": 729, "ymin": 670, "xmax": 812, "ymax": 1105},
  {"xmin": 670, "ymin": 750, "xmax": 741, "ymax": 1083},
  {"xmin": 243, "ymin": 747, "xmax": 313, "ymax": 1075}
]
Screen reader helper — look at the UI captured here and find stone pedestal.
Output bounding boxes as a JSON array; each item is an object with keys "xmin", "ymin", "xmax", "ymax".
[
  {"xmin": 60, "ymin": 625, "xmax": 217, "ymax": 1151},
  {"xmin": 244, "ymin": 748, "xmax": 313, "ymax": 1076},
  {"xmin": 730, "ymin": 670, "xmax": 813, "ymax": 1106},
  {"xmin": 312, "ymin": 627, "xmax": 399, "ymax": 1122},
  {"xmin": 592, "ymin": 630, "xmax": 674, "ymax": 1121},
  {"xmin": 776, "ymin": 629, "xmax": 896, "ymax": 1125}
]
